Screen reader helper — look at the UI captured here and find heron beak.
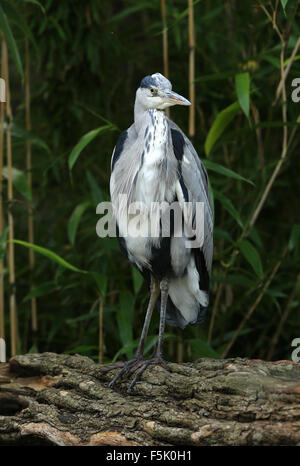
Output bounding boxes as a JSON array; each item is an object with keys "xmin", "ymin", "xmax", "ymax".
[{"xmin": 159, "ymin": 89, "xmax": 191, "ymax": 106}]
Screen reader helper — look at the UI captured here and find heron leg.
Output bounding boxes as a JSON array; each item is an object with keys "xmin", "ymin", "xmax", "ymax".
[
  {"xmin": 126, "ymin": 278, "xmax": 171, "ymax": 392},
  {"xmin": 135, "ymin": 277, "xmax": 160, "ymax": 358},
  {"xmin": 155, "ymin": 278, "xmax": 169, "ymax": 359},
  {"xmin": 108, "ymin": 276, "xmax": 159, "ymax": 388}
]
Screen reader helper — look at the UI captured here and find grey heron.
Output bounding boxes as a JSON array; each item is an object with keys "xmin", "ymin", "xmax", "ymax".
[{"xmin": 109, "ymin": 73, "xmax": 213, "ymax": 391}]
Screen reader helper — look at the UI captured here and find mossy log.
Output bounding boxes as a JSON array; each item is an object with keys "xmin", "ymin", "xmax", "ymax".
[{"xmin": 0, "ymin": 353, "xmax": 300, "ymax": 446}]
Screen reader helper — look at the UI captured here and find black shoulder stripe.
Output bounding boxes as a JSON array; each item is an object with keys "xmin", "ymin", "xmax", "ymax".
[
  {"xmin": 171, "ymin": 129, "xmax": 185, "ymax": 162},
  {"xmin": 116, "ymin": 223, "xmax": 128, "ymax": 260},
  {"xmin": 194, "ymin": 250, "xmax": 210, "ymax": 292},
  {"xmin": 111, "ymin": 130, "xmax": 128, "ymax": 172},
  {"xmin": 200, "ymin": 162, "xmax": 209, "ymax": 189},
  {"xmin": 171, "ymin": 129, "xmax": 189, "ymax": 201},
  {"xmin": 179, "ymin": 177, "xmax": 189, "ymax": 202}
]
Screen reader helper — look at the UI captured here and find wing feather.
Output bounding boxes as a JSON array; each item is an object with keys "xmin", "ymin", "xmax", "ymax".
[{"xmin": 170, "ymin": 121, "xmax": 213, "ymax": 281}]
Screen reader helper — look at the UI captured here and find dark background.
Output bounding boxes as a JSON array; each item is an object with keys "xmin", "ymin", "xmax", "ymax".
[{"xmin": 0, "ymin": 0, "xmax": 299, "ymax": 364}]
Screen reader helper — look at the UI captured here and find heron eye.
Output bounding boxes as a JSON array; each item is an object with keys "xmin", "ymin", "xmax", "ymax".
[{"xmin": 150, "ymin": 88, "xmax": 155, "ymax": 94}]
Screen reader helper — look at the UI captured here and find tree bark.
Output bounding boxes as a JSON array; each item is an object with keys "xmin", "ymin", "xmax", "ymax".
[{"xmin": 0, "ymin": 353, "xmax": 299, "ymax": 446}]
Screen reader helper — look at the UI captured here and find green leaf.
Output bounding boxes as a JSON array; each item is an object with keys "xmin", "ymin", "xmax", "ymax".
[
  {"xmin": 203, "ymin": 160, "xmax": 254, "ymax": 186},
  {"xmin": 195, "ymin": 70, "xmax": 238, "ymax": 82},
  {"xmin": 0, "ymin": 226, "xmax": 9, "ymax": 262},
  {"xmin": 164, "ymin": 0, "xmax": 202, "ymax": 30},
  {"xmin": 248, "ymin": 227, "xmax": 263, "ymax": 250},
  {"xmin": 68, "ymin": 201, "xmax": 91, "ymax": 245},
  {"xmin": 64, "ymin": 345, "xmax": 98, "ymax": 355},
  {"xmin": 86, "ymin": 170, "xmax": 104, "ymax": 205},
  {"xmin": 66, "ymin": 311, "xmax": 99, "ymax": 326},
  {"xmin": 112, "ymin": 335, "xmax": 160, "ymax": 363},
  {"xmin": 187, "ymin": 338, "xmax": 220, "ymax": 358},
  {"xmin": 48, "ymin": 17, "xmax": 66, "ymax": 41},
  {"xmin": 214, "ymin": 191, "xmax": 244, "ymax": 229},
  {"xmin": 23, "ymin": 0, "xmax": 46, "ymax": 13},
  {"xmin": 132, "ymin": 267, "xmax": 143, "ymax": 294},
  {"xmin": 143, "ymin": 335, "xmax": 159, "ymax": 356},
  {"xmin": 212, "ymin": 328, "xmax": 253, "ymax": 345},
  {"xmin": 92, "ymin": 273, "xmax": 108, "ymax": 297},
  {"xmin": 68, "ymin": 125, "xmax": 114, "ymax": 171},
  {"xmin": 280, "ymin": 0, "xmax": 288, "ymax": 12},
  {"xmin": 225, "ymin": 273, "xmax": 255, "ymax": 288},
  {"xmin": 264, "ymin": 289, "xmax": 287, "ymax": 299},
  {"xmin": 207, "ymin": 177, "xmax": 215, "ymax": 225},
  {"xmin": 11, "ymin": 240, "xmax": 87, "ymax": 273},
  {"xmin": 23, "ymin": 282, "xmax": 58, "ymax": 302},
  {"xmin": 204, "ymin": 101, "xmax": 240, "ymax": 156},
  {"xmin": 10, "ymin": 124, "xmax": 50, "ymax": 152},
  {"xmin": 117, "ymin": 291, "xmax": 135, "ymax": 359},
  {"xmin": 235, "ymin": 72, "xmax": 250, "ymax": 119},
  {"xmin": 238, "ymin": 239, "xmax": 264, "ymax": 279},
  {"xmin": 2, "ymin": 2, "xmax": 39, "ymax": 58},
  {"xmin": 284, "ymin": 54, "xmax": 300, "ymax": 66},
  {"xmin": 75, "ymin": 101, "xmax": 118, "ymax": 127},
  {"xmin": 2, "ymin": 166, "xmax": 32, "ymax": 200},
  {"xmin": 112, "ymin": 340, "xmax": 138, "ymax": 363},
  {"xmin": 0, "ymin": 5, "xmax": 23, "ymax": 79},
  {"xmin": 110, "ymin": 3, "xmax": 153, "ymax": 22},
  {"xmin": 289, "ymin": 224, "xmax": 300, "ymax": 255},
  {"xmin": 214, "ymin": 227, "xmax": 233, "ymax": 243},
  {"xmin": 263, "ymin": 54, "xmax": 280, "ymax": 69}
]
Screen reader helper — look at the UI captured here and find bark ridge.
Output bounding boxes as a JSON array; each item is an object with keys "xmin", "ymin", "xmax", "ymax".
[{"xmin": 0, "ymin": 353, "xmax": 299, "ymax": 445}]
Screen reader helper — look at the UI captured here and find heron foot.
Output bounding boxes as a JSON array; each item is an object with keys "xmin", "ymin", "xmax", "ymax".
[
  {"xmin": 108, "ymin": 355, "xmax": 171, "ymax": 392},
  {"xmin": 108, "ymin": 356, "xmax": 144, "ymax": 388},
  {"xmin": 127, "ymin": 356, "xmax": 171, "ymax": 392}
]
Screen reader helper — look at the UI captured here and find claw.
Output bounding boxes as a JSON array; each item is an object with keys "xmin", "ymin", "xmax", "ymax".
[
  {"xmin": 108, "ymin": 357, "xmax": 143, "ymax": 388},
  {"xmin": 99, "ymin": 362, "xmax": 124, "ymax": 373},
  {"xmin": 127, "ymin": 360, "xmax": 152, "ymax": 392},
  {"xmin": 107, "ymin": 356, "xmax": 171, "ymax": 392}
]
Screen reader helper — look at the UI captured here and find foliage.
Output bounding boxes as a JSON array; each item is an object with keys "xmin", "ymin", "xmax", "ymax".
[{"xmin": 0, "ymin": 0, "xmax": 300, "ymax": 363}]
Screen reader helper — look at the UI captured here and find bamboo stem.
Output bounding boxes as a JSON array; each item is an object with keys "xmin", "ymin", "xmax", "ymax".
[
  {"xmin": 251, "ymin": 103, "xmax": 264, "ymax": 170},
  {"xmin": 168, "ymin": 331, "xmax": 174, "ymax": 358},
  {"xmin": 216, "ymin": 34, "xmax": 294, "ymax": 353},
  {"xmin": 177, "ymin": 333, "xmax": 183, "ymax": 363},
  {"xmin": 267, "ymin": 274, "xmax": 300, "ymax": 361},
  {"xmin": 188, "ymin": 0, "xmax": 195, "ymax": 138},
  {"xmin": 25, "ymin": 39, "xmax": 37, "ymax": 333},
  {"xmin": 99, "ymin": 294, "xmax": 103, "ymax": 363},
  {"xmin": 0, "ymin": 40, "xmax": 5, "ymax": 339},
  {"xmin": 161, "ymin": 0, "xmax": 169, "ymax": 118},
  {"xmin": 2, "ymin": 38, "xmax": 18, "ymax": 356},
  {"xmin": 246, "ymin": 7, "xmax": 288, "ymax": 236},
  {"xmin": 161, "ymin": 0, "xmax": 169, "ymax": 79},
  {"xmin": 207, "ymin": 282, "xmax": 224, "ymax": 344},
  {"xmin": 222, "ymin": 244, "xmax": 288, "ymax": 358},
  {"xmin": 274, "ymin": 36, "xmax": 300, "ymax": 105}
]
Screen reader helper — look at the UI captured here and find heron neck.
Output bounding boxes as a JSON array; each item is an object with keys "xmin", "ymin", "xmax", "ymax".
[
  {"xmin": 134, "ymin": 100, "xmax": 166, "ymax": 132},
  {"xmin": 134, "ymin": 99, "xmax": 147, "ymax": 131}
]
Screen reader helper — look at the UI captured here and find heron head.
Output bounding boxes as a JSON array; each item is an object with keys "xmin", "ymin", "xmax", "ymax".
[{"xmin": 136, "ymin": 73, "xmax": 191, "ymax": 110}]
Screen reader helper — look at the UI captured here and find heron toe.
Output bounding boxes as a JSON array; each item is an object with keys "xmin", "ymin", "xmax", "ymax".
[
  {"xmin": 108, "ymin": 357, "xmax": 144, "ymax": 388},
  {"xmin": 127, "ymin": 356, "xmax": 171, "ymax": 392},
  {"xmin": 108, "ymin": 356, "xmax": 171, "ymax": 392}
]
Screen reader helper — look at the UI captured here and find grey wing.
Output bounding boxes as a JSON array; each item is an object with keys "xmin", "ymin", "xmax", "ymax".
[
  {"xmin": 169, "ymin": 121, "xmax": 213, "ymax": 280},
  {"xmin": 111, "ymin": 130, "xmax": 127, "ymax": 172},
  {"xmin": 110, "ymin": 123, "xmax": 139, "ymax": 206},
  {"xmin": 110, "ymin": 124, "xmax": 140, "ymax": 262},
  {"xmin": 110, "ymin": 123, "xmax": 137, "ymax": 173}
]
